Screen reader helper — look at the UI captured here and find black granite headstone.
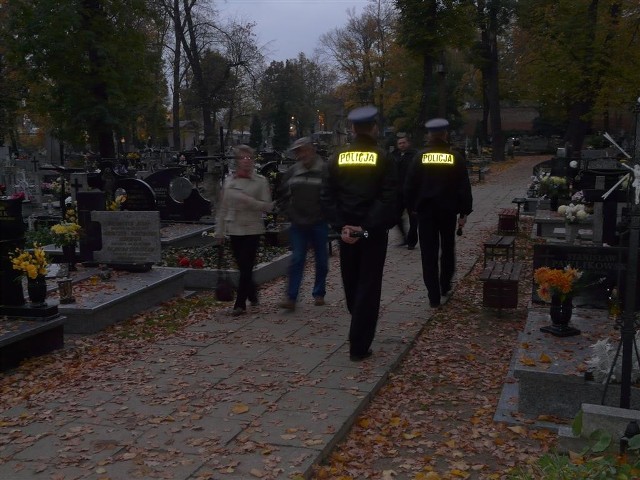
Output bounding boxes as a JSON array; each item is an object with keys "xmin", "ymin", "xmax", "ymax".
[
  {"xmin": 77, "ymin": 191, "xmax": 106, "ymax": 262},
  {"xmin": 115, "ymin": 178, "xmax": 157, "ymax": 211},
  {"xmin": 532, "ymin": 244, "xmax": 631, "ymax": 309},
  {"xmin": 144, "ymin": 168, "xmax": 211, "ymax": 221},
  {"xmin": 0, "ymin": 198, "xmax": 26, "ymax": 306}
]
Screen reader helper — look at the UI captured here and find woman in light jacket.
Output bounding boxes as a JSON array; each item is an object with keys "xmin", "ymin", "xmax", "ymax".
[{"xmin": 215, "ymin": 145, "xmax": 273, "ymax": 316}]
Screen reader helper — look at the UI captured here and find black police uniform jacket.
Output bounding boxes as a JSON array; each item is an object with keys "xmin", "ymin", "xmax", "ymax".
[
  {"xmin": 404, "ymin": 139, "xmax": 472, "ymax": 217},
  {"xmin": 323, "ymin": 135, "xmax": 397, "ymax": 234}
]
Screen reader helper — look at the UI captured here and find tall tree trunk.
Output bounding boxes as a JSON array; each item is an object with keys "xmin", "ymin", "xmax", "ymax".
[
  {"xmin": 487, "ymin": 8, "xmax": 504, "ymax": 162},
  {"xmin": 415, "ymin": 52, "xmax": 434, "ymax": 141},
  {"xmin": 171, "ymin": 0, "xmax": 181, "ymax": 150},
  {"xmin": 565, "ymin": 0, "xmax": 600, "ymax": 156},
  {"xmin": 83, "ymin": 0, "xmax": 115, "ymax": 159}
]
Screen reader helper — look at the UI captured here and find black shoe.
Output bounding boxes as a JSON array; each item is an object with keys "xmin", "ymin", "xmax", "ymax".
[
  {"xmin": 250, "ymin": 300, "xmax": 259, "ymax": 306},
  {"xmin": 350, "ymin": 349, "xmax": 373, "ymax": 362},
  {"xmin": 407, "ymin": 244, "xmax": 416, "ymax": 250},
  {"xmin": 429, "ymin": 301, "xmax": 441, "ymax": 308},
  {"xmin": 441, "ymin": 287, "xmax": 451, "ymax": 297}
]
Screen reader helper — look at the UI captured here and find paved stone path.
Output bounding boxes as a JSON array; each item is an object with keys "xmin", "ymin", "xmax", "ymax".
[{"xmin": 0, "ymin": 156, "xmax": 544, "ymax": 479}]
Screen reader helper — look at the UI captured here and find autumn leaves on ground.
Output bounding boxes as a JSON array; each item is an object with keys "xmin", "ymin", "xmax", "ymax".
[
  {"xmin": 0, "ymin": 200, "xmax": 559, "ymax": 479},
  {"xmin": 312, "ymin": 217, "xmax": 557, "ymax": 480}
]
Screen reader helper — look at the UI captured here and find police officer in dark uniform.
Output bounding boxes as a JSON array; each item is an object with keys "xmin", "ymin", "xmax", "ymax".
[
  {"xmin": 322, "ymin": 105, "xmax": 397, "ymax": 361},
  {"xmin": 405, "ymin": 118, "xmax": 473, "ymax": 308}
]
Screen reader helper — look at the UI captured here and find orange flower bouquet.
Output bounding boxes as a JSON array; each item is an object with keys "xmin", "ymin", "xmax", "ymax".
[{"xmin": 534, "ymin": 266, "xmax": 582, "ymax": 302}]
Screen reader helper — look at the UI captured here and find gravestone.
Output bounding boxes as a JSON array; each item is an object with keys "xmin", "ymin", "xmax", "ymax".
[
  {"xmin": 91, "ymin": 211, "xmax": 161, "ymax": 270},
  {"xmin": 69, "ymin": 173, "xmax": 90, "ymax": 202},
  {"xmin": 0, "ymin": 198, "xmax": 26, "ymax": 307},
  {"xmin": 533, "ymin": 244, "xmax": 626, "ymax": 309},
  {"xmin": 143, "ymin": 168, "xmax": 211, "ymax": 221},
  {"xmin": 76, "ymin": 191, "xmax": 106, "ymax": 262},
  {"xmin": 584, "ymin": 158, "xmax": 620, "ymax": 170},
  {"xmin": 115, "ymin": 177, "xmax": 157, "ymax": 211}
]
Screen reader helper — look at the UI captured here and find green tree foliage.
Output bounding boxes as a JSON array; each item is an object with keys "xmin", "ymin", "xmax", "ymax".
[
  {"xmin": 320, "ymin": 1, "xmax": 397, "ymax": 131},
  {"xmin": 2, "ymin": 0, "xmax": 164, "ymax": 157},
  {"xmin": 514, "ymin": 0, "xmax": 640, "ymax": 150},
  {"xmin": 272, "ymin": 102, "xmax": 290, "ymax": 151},
  {"xmin": 394, "ymin": 0, "xmax": 475, "ymax": 133},
  {"xmin": 259, "ymin": 55, "xmax": 337, "ymax": 147}
]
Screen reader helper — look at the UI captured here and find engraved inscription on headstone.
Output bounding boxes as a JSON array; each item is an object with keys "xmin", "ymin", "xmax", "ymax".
[
  {"xmin": 586, "ymin": 158, "xmax": 620, "ymax": 170},
  {"xmin": 533, "ymin": 244, "xmax": 624, "ymax": 309},
  {"xmin": 91, "ymin": 211, "xmax": 161, "ymax": 265}
]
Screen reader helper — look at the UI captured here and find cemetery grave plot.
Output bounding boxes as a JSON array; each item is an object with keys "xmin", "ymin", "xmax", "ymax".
[{"xmin": 511, "ymin": 307, "xmax": 640, "ymax": 420}]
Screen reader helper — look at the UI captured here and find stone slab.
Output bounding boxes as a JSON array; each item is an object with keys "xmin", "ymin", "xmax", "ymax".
[
  {"xmin": 0, "ymin": 314, "xmax": 66, "ymax": 371},
  {"xmin": 182, "ymin": 252, "xmax": 290, "ymax": 289},
  {"xmin": 59, "ymin": 267, "xmax": 186, "ymax": 334},
  {"xmin": 91, "ymin": 210, "xmax": 162, "ymax": 264},
  {"xmin": 513, "ymin": 308, "xmax": 640, "ymax": 418}
]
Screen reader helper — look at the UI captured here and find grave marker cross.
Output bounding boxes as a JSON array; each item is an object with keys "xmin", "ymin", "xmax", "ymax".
[{"xmin": 71, "ymin": 177, "xmax": 82, "ymax": 197}]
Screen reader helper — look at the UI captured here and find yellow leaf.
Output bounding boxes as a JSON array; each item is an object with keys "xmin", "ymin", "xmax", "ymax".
[
  {"xmin": 358, "ymin": 418, "xmax": 370, "ymax": 428},
  {"xmin": 445, "ymin": 439, "xmax": 456, "ymax": 448},
  {"xmin": 569, "ymin": 451, "xmax": 584, "ymax": 464},
  {"xmin": 231, "ymin": 403, "xmax": 249, "ymax": 414},
  {"xmin": 520, "ymin": 356, "xmax": 536, "ymax": 366},
  {"xmin": 539, "ymin": 353, "xmax": 552, "ymax": 363},
  {"xmin": 389, "ymin": 417, "xmax": 402, "ymax": 427},
  {"xmin": 507, "ymin": 425, "xmax": 526, "ymax": 435},
  {"xmin": 403, "ymin": 431, "xmax": 422, "ymax": 439}
]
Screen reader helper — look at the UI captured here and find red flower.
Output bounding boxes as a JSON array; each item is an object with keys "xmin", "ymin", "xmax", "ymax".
[
  {"xmin": 178, "ymin": 257, "xmax": 190, "ymax": 267},
  {"xmin": 191, "ymin": 258, "xmax": 204, "ymax": 269}
]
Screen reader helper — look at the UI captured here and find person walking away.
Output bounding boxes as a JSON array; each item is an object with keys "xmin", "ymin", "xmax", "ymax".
[
  {"xmin": 214, "ymin": 145, "xmax": 274, "ymax": 316},
  {"xmin": 392, "ymin": 133, "xmax": 418, "ymax": 249},
  {"xmin": 405, "ymin": 118, "xmax": 473, "ymax": 308},
  {"xmin": 322, "ymin": 105, "xmax": 397, "ymax": 361},
  {"xmin": 277, "ymin": 137, "xmax": 329, "ymax": 311}
]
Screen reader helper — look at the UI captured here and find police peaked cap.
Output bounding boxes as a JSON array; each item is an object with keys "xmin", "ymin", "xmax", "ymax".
[
  {"xmin": 347, "ymin": 105, "xmax": 378, "ymax": 124},
  {"xmin": 425, "ymin": 118, "xmax": 449, "ymax": 132}
]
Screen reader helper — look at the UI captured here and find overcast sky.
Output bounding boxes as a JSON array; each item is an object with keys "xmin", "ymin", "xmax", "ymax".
[{"xmin": 217, "ymin": 0, "xmax": 370, "ymax": 61}]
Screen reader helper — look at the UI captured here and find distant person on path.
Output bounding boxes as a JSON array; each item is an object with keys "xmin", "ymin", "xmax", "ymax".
[
  {"xmin": 214, "ymin": 145, "xmax": 273, "ymax": 316},
  {"xmin": 392, "ymin": 133, "xmax": 418, "ymax": 249},
  {"xmin": 405, "ymin": 118, "xmax": 473, "ymax": 308},
  {"xmin": 277, "ymin": 137, "xmax": 329, "ymax": 311},
  {"xmin": 322, "ymin": 105, "xmax": 397, "ymax": 361}
]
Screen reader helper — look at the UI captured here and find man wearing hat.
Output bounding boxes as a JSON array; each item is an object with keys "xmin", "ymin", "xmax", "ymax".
[
  {"xmin": 404, "ymin": 118, "xmax": 473, "ymax": 308},
  {"xmin": 322, "ymin": 105, "xmax": 397, "ymax": 361},
  {"xmin": 277, "ymin": 137, "xmax": 329, "ymax": 310}
]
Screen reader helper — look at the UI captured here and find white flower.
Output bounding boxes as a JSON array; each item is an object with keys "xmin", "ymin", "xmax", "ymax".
[
  {"xmin": 577, "ymin": 209, "xmax": 588, "ymax": 220},
  {"xmin": 557, "ymin": 205, "xmax": 568, "ymax": 215}
]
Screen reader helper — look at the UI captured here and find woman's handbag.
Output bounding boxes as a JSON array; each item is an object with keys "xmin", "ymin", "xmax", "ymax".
[{"xmin": 215, "ymin": 244, "xmax": 235, "ymax": 302}]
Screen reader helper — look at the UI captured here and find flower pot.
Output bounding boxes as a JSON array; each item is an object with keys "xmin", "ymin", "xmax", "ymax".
[
  {"xmin": 62, "ymin": 244, "xmax": 77, "ymax": 271},
  {"xmin": 27, "ymin": 276, "xmax": 48, "ymax": 307},
  {"xmin": 541, "ymin": 294, "xmax": 581, "ymax": 337}
]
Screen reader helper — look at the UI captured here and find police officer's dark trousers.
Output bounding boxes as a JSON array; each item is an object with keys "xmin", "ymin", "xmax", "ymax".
[
  {"xmin": 418, "ymin": 208, "xmax": 457, "ymax": 304},
  {"xmin": 339, "ymin": 232, "xmax": 388, "ymax": 356}
]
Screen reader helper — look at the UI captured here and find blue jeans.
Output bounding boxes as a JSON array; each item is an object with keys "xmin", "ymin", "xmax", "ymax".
[{"xmin": 286, "ymin": 222, "xmax": 329, "ymax": 301}]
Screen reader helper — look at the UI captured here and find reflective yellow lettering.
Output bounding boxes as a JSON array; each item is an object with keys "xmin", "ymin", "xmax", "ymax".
[
  {"xmin": 338, "ymin": 151, "xmax": 378, "ymax": 166},
  {"xmin": 421, "ymin": 153, "xmax": 454, "ymax": 164}
]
